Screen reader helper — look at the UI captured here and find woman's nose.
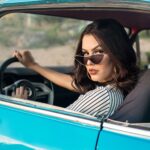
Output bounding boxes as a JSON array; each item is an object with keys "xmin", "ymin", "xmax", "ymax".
[{"xmin": 86, "ymin": 59, "xmax": 94, "ymax": 65}]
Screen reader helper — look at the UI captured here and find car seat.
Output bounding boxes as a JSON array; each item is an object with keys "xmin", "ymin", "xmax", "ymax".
[{"xmin": 109, "ymin": 70, "xmax": 150, "ymax": 123}]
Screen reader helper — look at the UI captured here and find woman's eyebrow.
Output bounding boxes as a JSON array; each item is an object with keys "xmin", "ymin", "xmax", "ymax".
[{"xmin": 82, "ymin": 45, "xmax": 102, "ymax": 52}]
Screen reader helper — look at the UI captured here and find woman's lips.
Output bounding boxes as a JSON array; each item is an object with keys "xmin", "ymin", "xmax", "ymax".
[{"xmin": 88, "ymin": 69, "xmax": 98, "ymax": 75}]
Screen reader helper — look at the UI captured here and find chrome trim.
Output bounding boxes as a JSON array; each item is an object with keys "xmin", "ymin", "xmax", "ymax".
[
  {"xmin": 0, "ymin": 95, "xmax": 100, "ymax": 128},
  {"xmin": 103, "ymin": 122, "xmax": 150, "ymax": 139},
  {"xmin": 1, "ymin": 2, "xmax": 150, "ymax": 13}
]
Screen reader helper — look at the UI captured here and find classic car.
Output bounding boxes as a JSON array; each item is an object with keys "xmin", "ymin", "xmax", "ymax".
[{"xmin": 0, "ymin": 0, "xmax": 150, "ymax": 149}]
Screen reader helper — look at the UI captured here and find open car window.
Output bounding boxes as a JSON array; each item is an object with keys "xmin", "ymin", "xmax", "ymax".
[
  {"xmin": 0, "ymin": 13, "xmax": 101, "ymax": 120},
  {"xmin": 1, "ymin": 13, "xmax": 150, "ymax": 122},
  {"xmin": 0, "ymin": 13, "xmax": 89, "ymax": 67}
]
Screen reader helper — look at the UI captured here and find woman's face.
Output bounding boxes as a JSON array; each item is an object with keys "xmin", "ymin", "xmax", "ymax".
[{"xmin": 82, "ymin": 34, "xmax": 114, "ymax": 83}]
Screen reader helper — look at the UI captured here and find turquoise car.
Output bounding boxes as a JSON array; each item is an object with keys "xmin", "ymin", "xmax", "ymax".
[{"xmin": 0, "ymin": 0, "xmax": 150, "ymax": 149}]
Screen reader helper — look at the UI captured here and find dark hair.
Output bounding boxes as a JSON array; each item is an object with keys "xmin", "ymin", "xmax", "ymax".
[{"xmin": 72, "ymin": 19, "xmax": 139, "ymax": 96}]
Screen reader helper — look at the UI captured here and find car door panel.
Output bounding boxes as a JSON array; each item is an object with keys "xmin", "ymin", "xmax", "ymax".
[{"xmin": 0, "ymin": 96, "xmax": 101, "ymax": 150}]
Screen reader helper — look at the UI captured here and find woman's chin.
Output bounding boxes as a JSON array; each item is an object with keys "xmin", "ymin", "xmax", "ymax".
[{"xmin": 90, "ymin": 76, "xmax": 100, "ymax": 82}]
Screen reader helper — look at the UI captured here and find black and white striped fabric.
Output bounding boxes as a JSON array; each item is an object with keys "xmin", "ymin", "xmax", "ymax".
[{"xmin": 67, "ymin": 85, "xmax": 124, "ymax": 119}]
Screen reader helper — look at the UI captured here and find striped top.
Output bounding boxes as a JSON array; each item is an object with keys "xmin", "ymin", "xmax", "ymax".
[{"xmin": 67, "ymin": 85, "xmax": 124, "ymax": 119}]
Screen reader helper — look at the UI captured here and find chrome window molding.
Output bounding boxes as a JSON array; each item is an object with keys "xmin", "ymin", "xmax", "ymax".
[
  {"xmin": 103, "ymin": 122, "xmax": 150, "ymax": 139},
  {"xmin": 1, "ymin": 2, "xmax": 150, "ymax": 13}
]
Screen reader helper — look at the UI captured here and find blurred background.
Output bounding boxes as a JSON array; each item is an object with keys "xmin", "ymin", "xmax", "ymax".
[{"xmin": 0, "ymin": 13, "xmax": 149, "ymax": 68}]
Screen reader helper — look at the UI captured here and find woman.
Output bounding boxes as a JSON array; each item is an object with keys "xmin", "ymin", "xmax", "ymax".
[{"xmin": 13, "ymin": 19, "xmax": 139, "ymax": 119}]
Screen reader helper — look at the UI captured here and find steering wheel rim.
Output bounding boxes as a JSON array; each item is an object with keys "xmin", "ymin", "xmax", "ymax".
[
  {"xmin": 0, "ymin": 57, "xmax": 18, "ymax": 94},
  {"xmin": 0, "ymin": 57, "xmax": 54, "ymax": 104}
]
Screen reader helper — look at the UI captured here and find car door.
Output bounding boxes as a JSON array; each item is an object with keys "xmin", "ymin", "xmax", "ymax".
[{"xmin": 0, "ymin": 95, "xmax": 102, "ymax": 150}]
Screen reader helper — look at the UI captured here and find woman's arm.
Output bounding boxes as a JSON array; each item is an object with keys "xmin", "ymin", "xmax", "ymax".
[
  {"xmin": 14, "ymin": 50, "xmax": 76, "ymax": 92},
  {"xmin": 29, "ymin": 63, "xmax": 75, "ymax": 91}
]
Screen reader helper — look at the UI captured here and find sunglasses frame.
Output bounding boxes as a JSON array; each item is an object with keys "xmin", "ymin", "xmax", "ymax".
[{"xmin": 75, "ymin": 54, "xmax": 104, "ymax": 65}]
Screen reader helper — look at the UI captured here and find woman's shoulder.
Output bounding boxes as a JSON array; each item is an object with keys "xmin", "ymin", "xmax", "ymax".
[
  {"xmin": 96, "ymin": 84, "xmax": 117, "ymax": 91},
  {"xmin": 79, "ymin": 85, "xmax": 107, "ymax": 98},
  {"xmin": 84, "ymin": 84, "xmax": 114, "ymax": 96},
  {"xmin": 96, "ymin": 84, "xmax": 123, "ymax": 96},
  {"xmin": 84, "ymin": 84, "xmax": 118, "ymax": 92},
  {"xmin": 80, "ymin": 84, "xmax": 123, "ymax": 98}
]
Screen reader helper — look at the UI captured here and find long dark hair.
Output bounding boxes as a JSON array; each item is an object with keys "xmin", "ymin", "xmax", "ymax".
[{"xmin": 72, "ymin": 19, "xmax": 139, "ymax": 96}]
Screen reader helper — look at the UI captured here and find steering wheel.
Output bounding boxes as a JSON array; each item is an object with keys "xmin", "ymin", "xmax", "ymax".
[{"xmin": 0, "ymin": 57, "xmax": 54, "ymax": 104}]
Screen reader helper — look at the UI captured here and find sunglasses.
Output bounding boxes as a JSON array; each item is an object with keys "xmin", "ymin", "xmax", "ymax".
[{"xmin": 75, "ymin": 54, "xmax": 104, "ymax": 65}]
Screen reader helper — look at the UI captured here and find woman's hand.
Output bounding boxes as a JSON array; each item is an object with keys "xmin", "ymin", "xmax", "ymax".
[
  {"xmin": 12, "ymin": 86, "xmax": 28, "ymax": 99},
  {"xmin": 13, "ymin": 50, "xmax": 37, "ymax": 68}
]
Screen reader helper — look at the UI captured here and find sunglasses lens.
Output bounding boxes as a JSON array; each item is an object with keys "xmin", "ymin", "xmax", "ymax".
[
  {"xmin": 84, "ymin": 54, "xmax": 103, "ymax": 64},
  {"xmin": 91, "ymin": 54, "xmax": 103, "ymax": 64}
]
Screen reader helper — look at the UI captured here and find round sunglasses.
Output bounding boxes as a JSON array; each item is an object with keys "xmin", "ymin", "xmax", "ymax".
[{"xmin": 75, "ymin": 54, "xmax": 104, "ymax": 65}]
